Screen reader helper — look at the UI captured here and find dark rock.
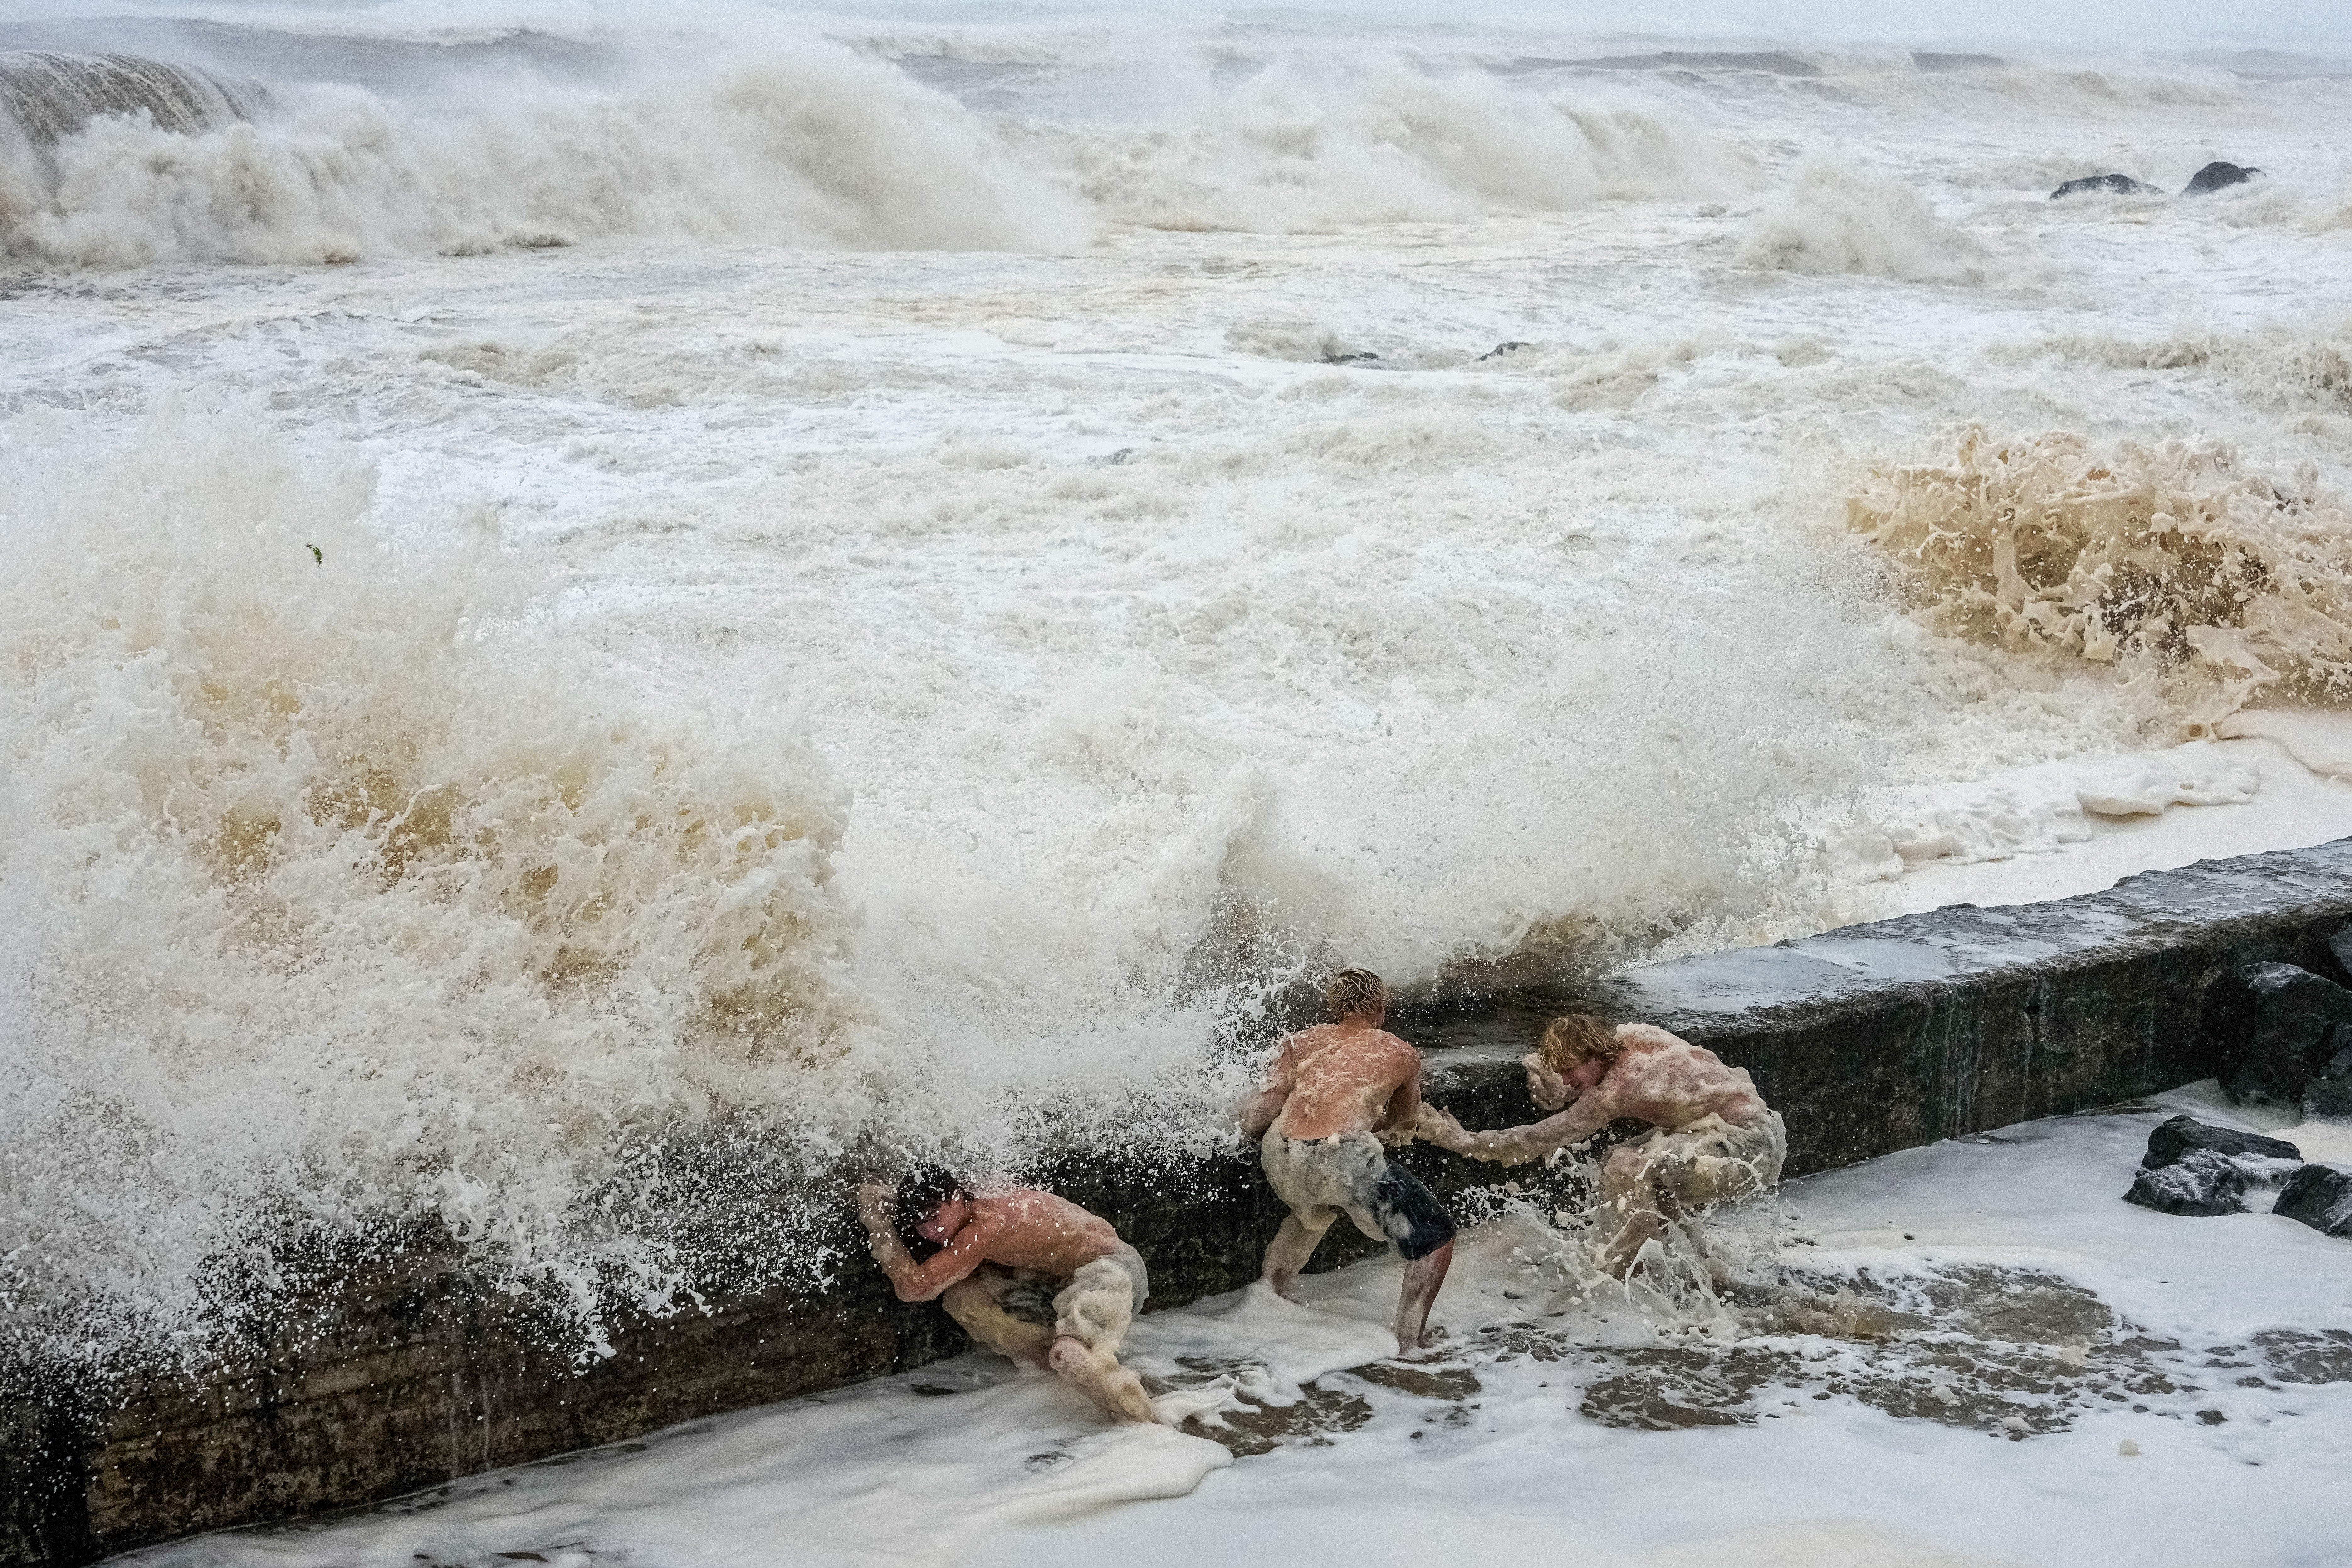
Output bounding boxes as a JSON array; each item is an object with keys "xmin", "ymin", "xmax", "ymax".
[
  {"xmin": 2050, "ymin": 174, "xmax": 2159, "ymax": 199},
  {"xmin": 1478, "ymin": 341, "xmax": 1533, "ymax": 360},
  {"xmin": 2124, "ymin": 1150, "xmax": 2249, "ymax": 1215},
  {"xmin": 2182, "ymin": 161, "xmax": 2263, "ymax": 196},
  {"xmin": 2303, "ymin": 1037, "xmax": 2352, "ymax": 1120},
  {"xmin": 2273, "ymin": 1164, "xmax": 2352, "ymax": 1237},
  {"xmin": 2203, "ymin": 963, "xmax": 2352, "ymax": 1107},
  {"xmin": 2327, "ymin": 922, "xmax": 2352, "ymax": 983},
  {"xmin": 2140, "ymin": 1114, "xmax": 2300, "ymax": 1170}
]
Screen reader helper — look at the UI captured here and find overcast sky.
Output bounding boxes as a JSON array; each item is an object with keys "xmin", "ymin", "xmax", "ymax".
[{"xmin": 1210, "ymin": 0, "xmax": 2352, "ymax": 53}]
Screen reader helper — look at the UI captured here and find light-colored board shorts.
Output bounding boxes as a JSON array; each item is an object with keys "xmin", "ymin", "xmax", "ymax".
[
  {"xmin": 1261, "ymin": 1129, "xmax": 1457, "ymax": 1260},
  {"xmin": 1630, "ymin": 1110, "xmax": 1787, "ymax": 1206},
  {"xmin": 964, "ymin": 1244, "xmax": 1149, "ymax": 1356}
]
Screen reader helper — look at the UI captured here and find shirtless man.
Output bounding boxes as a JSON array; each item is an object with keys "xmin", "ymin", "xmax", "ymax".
[
  {"xmin": 1418, "ymin": 1014, "xmax": 1785, "ymax": 1279},
  {"xmin": 856, "ymin": 1167, "xmax": 1162, "ymax": 1424},
  {"xmin": 1237, "ymin": 968, "xmax": 1456, "ymax": 1351}
]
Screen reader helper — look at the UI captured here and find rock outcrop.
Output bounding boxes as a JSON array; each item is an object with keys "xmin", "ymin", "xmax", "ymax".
[
  {"xmin": 2274, "ymin": 1164, "xmax": 2352, "ymax": 1237},
  {"xmin": 2050, "ymin": 174, "xmax": 2158, "ymax": 198},
  {"xmin": 2202, "ymin": 963, "xmax": 2352, "ymax": 1107},
  {"xmin": 2182, "ymin": 161, "xmax": 2263, "ymax": 196},
  {"xmin": 2123, "ymin": 1114, "xmax": 2299, "ymax": 1215}
]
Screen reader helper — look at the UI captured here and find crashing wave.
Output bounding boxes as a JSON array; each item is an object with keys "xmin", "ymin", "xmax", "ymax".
[
  {"xmin": 0, "ymin": 398, "xmax": 866, "ymax": 1370},
  {"xmin": 1847, "ymin": 426, "xmax": 2352, "ymax": 731},
  {"xmin": 0, "ymin": 43, "xmax": 1085, "ymax": 266}
]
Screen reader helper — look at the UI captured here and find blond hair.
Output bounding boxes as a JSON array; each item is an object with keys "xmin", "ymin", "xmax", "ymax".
[
  {"xmin": 1325, "ymin": 968, "xmax": 1388, "ymax": 1021},
  {"xmin": 1537, "ymin": 1013, "xmax": 1618, "ymax": 1071}
]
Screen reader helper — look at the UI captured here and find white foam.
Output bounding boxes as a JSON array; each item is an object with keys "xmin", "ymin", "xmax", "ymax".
[{"xmin": 1741, "ymin": 157, "xmax": 1991, "ymax": 283}]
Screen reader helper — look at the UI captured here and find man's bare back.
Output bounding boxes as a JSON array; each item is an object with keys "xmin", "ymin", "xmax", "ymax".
[
  {"xmin": 1238, "ymin": 969, "xmax": 1455, "ymax": 1351},
  {"xmin": 1422, "ymin": 1023, "xmax": 1767, "ymax": 1166},
  {"xmin": 858, "ymin": 1186, "xmax": 1123, "ymax": 1301},
  {"xmin": 1241, "ymin": 1020, "xmax": 1424, "ymax": 1142}
]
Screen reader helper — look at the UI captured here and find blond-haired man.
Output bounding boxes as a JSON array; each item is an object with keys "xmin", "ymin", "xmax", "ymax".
[
  {"xmin": 1420, "ymin": 1015, "xmax": 1784, "ymax": 1279},
  {"xmin": 1237, "ymin": 968, "xmax": 1455, "ymax": 1351}
]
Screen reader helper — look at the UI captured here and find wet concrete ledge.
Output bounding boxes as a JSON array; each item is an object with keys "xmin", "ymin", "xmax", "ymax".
[{"xmin": 10, "ymin": 835, "xmax": 2352, "ymax": 1565}]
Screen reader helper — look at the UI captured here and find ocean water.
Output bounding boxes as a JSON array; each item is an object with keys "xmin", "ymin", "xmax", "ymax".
[{"xmin": 5, "ymin": 2, "xmax": 2352, "ymax": 1373}]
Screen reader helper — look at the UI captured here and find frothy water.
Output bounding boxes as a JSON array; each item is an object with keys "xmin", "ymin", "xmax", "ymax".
[{"xmin": 5, "ymin": 3, "xmax": 2352, "ymax": 1374}]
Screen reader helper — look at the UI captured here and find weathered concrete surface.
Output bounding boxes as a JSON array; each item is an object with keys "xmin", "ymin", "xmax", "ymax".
[{"xmin": 10, "ymin": 835, "xmax": 2352, "ymax": 1565}]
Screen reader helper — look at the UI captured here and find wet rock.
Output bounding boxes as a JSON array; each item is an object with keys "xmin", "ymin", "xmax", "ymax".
[
  {"xmin": 1478, "ymin": 341, "xmax": 1532, "ymax": 360},
  {"xmin": 2182, "ymin": 161, "xmax": 2263, "ymax": 196},
  {"xmin": 2274, "ymin": 1164, "xmax": 2352, "ymax": 1238},
  {"xmin": 2304, "ymin": 1043, "xmax": 2352, "ymax": 1121},
  {"xmin": 2140, "ymin": 1114, "xmax": 2300, "ymax": 1170},
  {"xmin": 2203, "ymin": 964, "xmax": 2352, "ymax": 1107},
  {"xmin": 2124, "ymin": 1151, "xmax": 2248, "ymax": 1216},
  {"xmin": 2327, "ymin": 923, "xmax": 2352, "ymax": 983},
  {"xmin": 2050, "ymin": 174, "xmax": 2159, "ymax": 199}
]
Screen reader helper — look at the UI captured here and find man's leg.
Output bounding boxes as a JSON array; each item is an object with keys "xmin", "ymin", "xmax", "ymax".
[
  {"xmin": 1595, "ymin": 1143, "xmax": 1666, "ymax": 1279},
  {"xmin": 1050, "ymin": 1259, "xmax": 1162, "ymax": 1425},
  {"xmin": 942, "ymin": 1271, "xmax": 1054, "ymax": 1369},
  {"xmin": 1048, "ymin": 1337, "xmax": 1161, "ymax": 1424},
  {"xmin": 1365, "ymin": 1163, "xmax": 1456, "ymax": 1351},
  {"xmin": 1394, "ymin": 1236, "xmax": 1454, "ymax": 1351},
  {"xmin": 1261, "ymin": 1204, "xmax": 1336, "ymax": 1302}
]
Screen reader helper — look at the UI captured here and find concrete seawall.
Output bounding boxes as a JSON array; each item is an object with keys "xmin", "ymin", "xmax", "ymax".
[{"xmin": 9, "ymin": 837, "xmax": 2352, "ymax": 1565}]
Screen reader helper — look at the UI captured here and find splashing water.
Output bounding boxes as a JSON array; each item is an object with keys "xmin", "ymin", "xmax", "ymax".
[{"xmin": 1847, "ymin": 426, "xmax": 2352, "ymax": 732}]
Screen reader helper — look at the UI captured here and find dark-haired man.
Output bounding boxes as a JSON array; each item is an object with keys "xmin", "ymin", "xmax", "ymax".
[
  {"xmin": 855, "ymin": 1167, "xmax": 1162, "ymax": 1424},
  {"xmin": 1238, "ymin": 967, "xmax": 1455, "ymax": 1351}
]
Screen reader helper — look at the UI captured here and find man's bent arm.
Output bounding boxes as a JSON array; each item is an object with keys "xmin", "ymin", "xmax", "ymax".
[
  {"xmin": 856, "ymin": 1187, "xmax": 992, "ymax": 1303},
  {"xmin": 1236, "ymin": 1041, "xmax": 1297, "ymax": 1137}
]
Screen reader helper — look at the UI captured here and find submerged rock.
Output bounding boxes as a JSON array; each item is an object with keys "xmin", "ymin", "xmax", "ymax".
[
  {"xmin": 2141, "ymin": 1114, "xmax": 2301, "ymax": 1169},
  {"xmin": 2182, "ymin": 161, "xmax": 2263, "ymax": 196},
  {"xmin": 2125, "ymin": 1151, "xmax": 2247, "ymax": 1215},
  {"xmin": 2274, "ymin": 1164, "xmax": 2352, "ymax": 1237},
  {"xmin": 2050, "ymin": 174, "xmax": 2159, "ymax": 199},
  {"xmin": 2205, "ymin": 963, "xmax": 2352, "ymax": 1107}
]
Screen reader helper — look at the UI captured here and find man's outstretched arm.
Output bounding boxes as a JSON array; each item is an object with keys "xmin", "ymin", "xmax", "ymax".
[
  {"xmin": 1417, "ymin": 1097, "xmax": 1616, "ymax": 1166},
  {"xmin": 1236, "ymin": 1040, "xmax": 1297, "ymax": 1137}
]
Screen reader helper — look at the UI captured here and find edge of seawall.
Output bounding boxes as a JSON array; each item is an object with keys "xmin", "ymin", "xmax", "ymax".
[{"xmin": 11, "ymin": 835, "xmax": 2352, "ymax": 1565}]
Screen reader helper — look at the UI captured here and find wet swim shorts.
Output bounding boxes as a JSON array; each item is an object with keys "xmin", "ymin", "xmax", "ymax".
[
  {"xmin": 1633, "ymin": 1110, "xmax": 1787, "ymax": 1205},
  {"xmin": 959, "ymin": 1245, "xmax": 1149, "ymax": 1356},
  {"xmin": 1261, "ymin": 1130, "xmax": 1457, "ymax": 1261}
]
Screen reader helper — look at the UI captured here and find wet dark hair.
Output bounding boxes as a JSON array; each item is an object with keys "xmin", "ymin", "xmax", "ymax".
[{"xmin": 894, "ymin": 1165, "xmax": 969, "ymax": 1262}]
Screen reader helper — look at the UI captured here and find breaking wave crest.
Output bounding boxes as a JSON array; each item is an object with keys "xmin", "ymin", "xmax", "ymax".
[
  {"xmin": 1012, "ymin": 60, "xmax": 1755, "ymax": 232},
  {"xmin": 0, "ymin": 400, "xmax": 864, "ymax": 1367},
  {"xmin": 0, "ymin": 44, "xmax": 1087, "ymax": 265},
  {"xmin": 0, "ymin": 40, "xmax": 1756, "ymax": 265},
  {"xmin": 1848, "ymin": 427, "xmax": 2352, "ymax": 731},
  {"xmin": 0, "ymin": 49, "xmax": 271, "ymax": 143}
]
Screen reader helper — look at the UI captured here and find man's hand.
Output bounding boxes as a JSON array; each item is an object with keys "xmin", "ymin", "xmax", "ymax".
[
  {"xmin": 1416, "ymin": 1104, "xmax": 1470, "ymax": 1152},
  {"xmin": 856, "ymin": 1182, "xmax": 897, "ymax": 1246}
]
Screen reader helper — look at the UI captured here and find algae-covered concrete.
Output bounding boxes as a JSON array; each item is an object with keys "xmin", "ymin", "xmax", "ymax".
[{"xmin": 9, "ymin": 837, "xmax": 2352, "ymax": 1566}]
